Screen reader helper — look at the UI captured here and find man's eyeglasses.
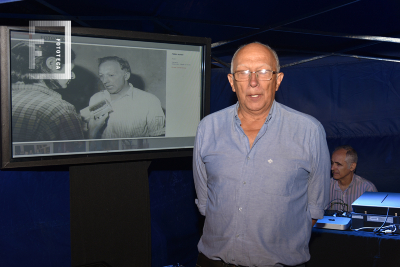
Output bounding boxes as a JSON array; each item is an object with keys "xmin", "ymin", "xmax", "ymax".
[{"xmin": 232, "ymin": 69, "xmax": 278, "ymax": 81}]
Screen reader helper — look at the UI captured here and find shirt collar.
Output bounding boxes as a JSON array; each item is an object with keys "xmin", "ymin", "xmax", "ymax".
[
  {"xmin": 102, "ymin": 83, "xmax": 134, "ymax": 101},
  {"xmin": 234, "ymin": 100, "xmax": 276, "ymax": 124},
  {"xmin": 12, "ymin": 82, "xmax": 62, "ymax": 99},
  {"xmin": 333, "ymin": 173, "xmax": 355, "ymax": 191}
]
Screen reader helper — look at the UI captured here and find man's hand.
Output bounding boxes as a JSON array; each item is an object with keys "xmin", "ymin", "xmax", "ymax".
[
  {"xmin": 312, "ymin": 219, "xmax": 317, "ymax": 227},
  {"xmin": 87, "ymin": 113, "xmax": 109, "ymax": 139}
]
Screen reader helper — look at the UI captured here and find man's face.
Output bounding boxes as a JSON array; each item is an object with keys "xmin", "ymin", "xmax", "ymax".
[
  {"xmin": 331, "ymin": 149, "xmax": 355, "ymax": 181},
  {"xmin": 98, "ymin": 60, "xmax": 129, "ymax": 94},
  {"xmin": 227, "ymin": 43, "xmax": 284, "ymax": 116}
]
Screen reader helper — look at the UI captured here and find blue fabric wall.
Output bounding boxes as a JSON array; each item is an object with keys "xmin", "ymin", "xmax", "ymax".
[
  {"xmin": 149, "ymin": 158, "xmax": 201, "ymax": 267},
  {"xmin": 0, "ymin": 170, "xmax": 71, "ymax": 267},
  {"xmin": 211, "ymin": 57, "xmax": 400, "ymax": 193},
  {"xmin": 0, "ymin": 56, "xmax": 399, "ymax": 267},
  {"xmin": 278, "ymin": 57, "xmax": 400, "ymax": 193}
]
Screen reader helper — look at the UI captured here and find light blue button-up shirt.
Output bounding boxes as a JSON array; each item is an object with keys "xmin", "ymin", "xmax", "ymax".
[{"xmin": 193, "ymin": 101, "xmax": 330, "ymax": 266}]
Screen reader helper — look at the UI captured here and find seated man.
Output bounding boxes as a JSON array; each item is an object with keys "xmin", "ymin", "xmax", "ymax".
[{"xmin": 329, "ymin": 145, "xmax": 377, "ymax": 211}]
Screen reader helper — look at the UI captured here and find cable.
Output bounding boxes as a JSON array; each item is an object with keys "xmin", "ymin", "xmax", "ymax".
[
  {"xmin": 351, "ymin": 226, "xmax": 377, "ymax": 231},
  {"xmin": 374, "ymin": 207, "xmax": 390, "ymax": 234},
  {"xmin": 324, "ymin": 198, "xmax": 349, "ymax": 215},
  {"xmin": 324, "ymin": 198, "xmax": 346, "ymax": 210},
  {"xmin": 351, "ymin": 208, "xmax": 399, "ymax": 235}
]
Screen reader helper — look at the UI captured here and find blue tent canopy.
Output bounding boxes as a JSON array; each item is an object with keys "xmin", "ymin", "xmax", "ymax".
[{"xmin": 1, "ymin": 0, "xmax": 400, "ymax": 266}]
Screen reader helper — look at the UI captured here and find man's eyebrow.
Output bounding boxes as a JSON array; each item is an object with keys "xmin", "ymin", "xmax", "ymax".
[
  {"xmin": 331, "ymin": 161, "xmax": 342, "ymax": 165},
  {"xmin": 235, "ymin": 63, "xmax": 270, "ymax": 69}
]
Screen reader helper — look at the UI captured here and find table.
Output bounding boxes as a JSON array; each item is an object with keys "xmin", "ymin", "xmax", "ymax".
[{"xmin": 307, "ymin": 228, "xmax": 400, "ymax": 267}]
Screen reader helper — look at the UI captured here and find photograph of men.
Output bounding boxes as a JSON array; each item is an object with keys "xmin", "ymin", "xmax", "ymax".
[
  {"xmin": 194, "ymin": 42, "xmax": 330, "ymax": 266},
  {"xmin": 88, "ymin": 56, "xmax": 165, "ymax": 139}
]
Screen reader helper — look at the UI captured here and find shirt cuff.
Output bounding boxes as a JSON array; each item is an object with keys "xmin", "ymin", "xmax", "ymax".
[
  {"xmin": 309, "ymin": 204, "xmax": 325, "ymax": 219},
  {"xmin": 195, "ymin": 199, "xmax": 206, "ymax": 216}
]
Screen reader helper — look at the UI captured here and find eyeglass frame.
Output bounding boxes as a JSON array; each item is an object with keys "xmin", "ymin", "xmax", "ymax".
[{"xmin": 231, "ymin": 69, "xmax": 279, "ymax": 81}]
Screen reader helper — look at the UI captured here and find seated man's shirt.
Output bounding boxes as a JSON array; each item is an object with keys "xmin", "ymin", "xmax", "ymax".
[
  {"xmin": 329, "ymin": 174, "xmax": 378, "ymax": 211},
  {"xmin": 89, "ymin": 84, "xmax": 165, "ymax": 138},
  {"xmin": 193, "ymin": 101, "xmax": 330, "ymax": 266}
]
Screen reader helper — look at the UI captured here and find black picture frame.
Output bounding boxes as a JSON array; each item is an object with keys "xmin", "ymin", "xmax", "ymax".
[{"xmin": 0, "ymin": 26, "xmax": 211, "ymax": 169}]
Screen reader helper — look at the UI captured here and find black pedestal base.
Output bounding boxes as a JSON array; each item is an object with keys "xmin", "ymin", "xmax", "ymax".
[{"xmin": 70, "ymin": 161, "xmax": 151, "ymax": 267}]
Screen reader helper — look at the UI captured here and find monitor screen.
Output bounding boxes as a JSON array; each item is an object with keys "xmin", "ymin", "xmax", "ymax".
[{"xmin": 0, "ymin": 26, "xmax": 211, "ymax": 168}]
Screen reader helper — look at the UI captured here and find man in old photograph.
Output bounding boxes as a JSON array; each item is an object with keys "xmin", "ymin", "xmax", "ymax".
[
  {"xmin": 11, "ymin": 42, "xmax": 106, "ymax": 142},
  {"xmin": 88, "ymin": 56, "xmax": 166, "ymax": 139}
]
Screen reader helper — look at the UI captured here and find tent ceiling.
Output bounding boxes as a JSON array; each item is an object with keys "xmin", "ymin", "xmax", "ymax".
[{"xmin": 1, "ymin": 0, "xmax": 399, "ymax": 68}]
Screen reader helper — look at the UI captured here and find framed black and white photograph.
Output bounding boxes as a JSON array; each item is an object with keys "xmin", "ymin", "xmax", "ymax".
[{"xmin": 0, "ymin": 26, "xmax": 211, "ymax": 168}]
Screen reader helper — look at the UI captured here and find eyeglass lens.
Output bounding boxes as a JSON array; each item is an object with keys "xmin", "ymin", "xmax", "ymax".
[{"xmin": 234, "ymin": 70, "xmax": 273, "ymax": 81}]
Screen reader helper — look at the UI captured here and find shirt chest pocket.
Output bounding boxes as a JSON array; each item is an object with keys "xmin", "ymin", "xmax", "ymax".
[{"xmin": 252, "ymin": 159, "xmax": 301, "ymax": 197}]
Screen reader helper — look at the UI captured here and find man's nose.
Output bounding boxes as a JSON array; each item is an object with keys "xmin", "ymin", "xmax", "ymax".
[
  {"xmin": 71, "ymin": 71, "xmax": 76, "ymax": 80},
  {"xmin": 249, "ymin": 72, "xmax": 258, "ymax": 87}
]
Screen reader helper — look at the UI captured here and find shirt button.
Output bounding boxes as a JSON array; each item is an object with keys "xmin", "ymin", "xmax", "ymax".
[
  {"xmin": 243, "ymin": 181, "xmax": 246, "ymax": 184},
  {"xmin": 236, "ymin": 234, "xmax": 239, "ymax": 238},
  {"xmin": 247, "ymin": 156, "xmax": 250, "ymax": 160},
  {"xmin": 239, "ymin": 207, "xmax": 242, "ymax": 211}
]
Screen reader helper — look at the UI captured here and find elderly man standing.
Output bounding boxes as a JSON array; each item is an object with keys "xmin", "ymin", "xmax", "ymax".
[
  {"xmin": 329, "ymin": 145, "xmax": 377, "ymax": 211},
  {"xmin": 193, "ymin": 42, "xmax": 330, "ymax": 267}
]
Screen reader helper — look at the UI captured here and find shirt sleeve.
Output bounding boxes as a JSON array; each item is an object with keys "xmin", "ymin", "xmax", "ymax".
[
  {"xmin": 193, "ymin": 122, "xmax": 208, "ymax": 216},
  {"xmin": 367, "ymin": 182, "xmax": 378, "ymax": 192},
  {"xmin": 47, "ymin": 99, "xmax": 84, "ymax": 141},
  {"xmin": 146, "ymin": 97, "xmax": 166, "ymax": 137},
  {"xmin": 307, "ymin": 122, "xmax": 331, "ymax": 220}
]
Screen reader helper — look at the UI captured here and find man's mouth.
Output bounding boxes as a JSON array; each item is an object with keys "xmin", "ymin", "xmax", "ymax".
[{"xmin": 250, "ymin": 94, "xmax": 260, "ymax": 98}]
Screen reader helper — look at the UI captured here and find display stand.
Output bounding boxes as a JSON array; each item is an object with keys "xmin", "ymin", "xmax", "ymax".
[{"xmin": 70, "ymin": 161, "xmax": 151, "ymax": 267}]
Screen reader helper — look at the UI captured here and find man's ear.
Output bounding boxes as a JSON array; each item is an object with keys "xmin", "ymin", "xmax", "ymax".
[
  {"xmin": 45, "ymin": 57, "xmax": 57, "ymax": 71},
  {"xmin": 350, "ymin": 162, "xmax": 357, "ymax": 172},
  {"xmin": 228, "ymin": 74, "xmax": 236, "ymax": 93},
  {"xmin": 124, "ymin": 71, "xmax": 131, "ymax": 81},
  {"xmin": 275, "ymin": 72, "xmax": 284, "ymax": 92}
]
